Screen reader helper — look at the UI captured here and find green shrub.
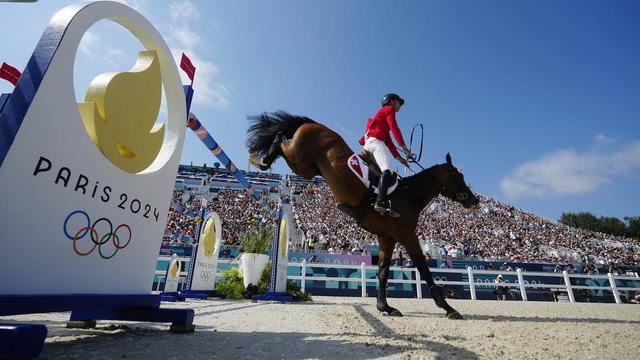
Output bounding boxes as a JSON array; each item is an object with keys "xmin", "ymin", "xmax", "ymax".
[
  {"xmin": 258, "ymin": 261, "xmax": 272, "ymax": 294},
  {"xmin": 240, "ymin": 227, "xmax": 273, "ymax": 254},
  {"xmin": 215, "ymin": 268, "xmax": 245, "ymax": 300},
  {"xmin": 287, "ymin": 280, "xmax": 313, "ymax": 302},
  {"xmin": 216, "ymin": 262, "xmax": 312, "ymax": 302},
  {"xmin": 258, "ymin": 262, "xmax": 312, "ymax": 301}
]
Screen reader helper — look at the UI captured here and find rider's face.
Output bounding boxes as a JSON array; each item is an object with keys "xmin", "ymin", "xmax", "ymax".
[{"xmin": 392, "ymin": 100, "xmax": 402, "ymax": 113}]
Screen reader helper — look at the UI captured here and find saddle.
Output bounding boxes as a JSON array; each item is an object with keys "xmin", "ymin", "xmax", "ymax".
[
  {"xmin": 347, "ymin": 151, "xmax": 398, "ymax": 195},
  {"xmin": 337, "ymin": 151, "xmax": 400, "ymax": 228}
]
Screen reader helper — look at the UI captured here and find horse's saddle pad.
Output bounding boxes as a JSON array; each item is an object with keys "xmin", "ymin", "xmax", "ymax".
[{"xmin": 347, "ymin": 153, "xmax": 398, "ymax": 195}]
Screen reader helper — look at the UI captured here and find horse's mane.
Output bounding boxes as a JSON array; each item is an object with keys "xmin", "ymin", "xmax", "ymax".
[
  {"xmin": 400, "ymin": 163, "xmax": 443, "ymax": 187},
  {"xmin": 246, "ymin": 111, "xmax": 317, "ymax": 157}
]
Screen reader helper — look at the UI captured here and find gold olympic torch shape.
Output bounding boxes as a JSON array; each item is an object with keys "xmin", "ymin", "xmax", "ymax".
[
  {"xmin": 202, "ymin": 218, "xmax": 216, "ymax": 258},
  {"xmin": 78, "ymin": 50, "xmax": 164, "ymax": 173}
]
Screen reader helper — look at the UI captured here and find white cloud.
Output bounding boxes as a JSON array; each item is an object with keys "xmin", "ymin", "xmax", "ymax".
[
  {"xmin": 168, "ymin": 25, "xmax": 202, "ymax": 51},
  {"xmin": 105, "ymin": 48, "xmax": 127, "ymax": 66},
  {"xmin": 594, "ymin": 134, "xmax": 614, "ymax": 146},
  {"xmin": 79, "ymin": 31, "xmax": 99, "ymax": 56},
  {"xmin": 169, "ymin": 1, "xmax": 200, "ymax": 20},
  {"xmin": 501, "ymin": 139, "xmax": 640, "ymax": 198},
  {"xmin": 163, "ymin": 3, "xmax": 228, "ymax": 108}
]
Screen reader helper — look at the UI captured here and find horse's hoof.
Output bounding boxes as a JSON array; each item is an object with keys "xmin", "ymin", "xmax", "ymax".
[
  {"xmin": 379, "ymin": 307, "xmax": 403, "ymax": 317},
  {"xmin": 446, "ymin": 311, "xmax": 463, "ymax": 320}
]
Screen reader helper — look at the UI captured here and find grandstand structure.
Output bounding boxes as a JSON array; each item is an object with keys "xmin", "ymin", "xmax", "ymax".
[{"xmin": 161, "ymin": 165, "xmax": 638, "ymax": 272}]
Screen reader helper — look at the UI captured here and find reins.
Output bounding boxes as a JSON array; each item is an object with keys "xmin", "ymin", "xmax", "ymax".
[
  {"xmin": 392, "ymin": 123, "xmax": 426, "ymax": 174},
  {"xmin": 409, "ymin": 124, "xmax": 424, "ymax": 163}
]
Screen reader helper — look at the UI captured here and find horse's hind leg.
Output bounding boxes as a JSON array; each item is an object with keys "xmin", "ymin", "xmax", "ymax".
[
  {"xmin": 376, "ymin": 236, "xmax": 402, "ymax": 316},
  {"xmin": 402, "ymin": 235, "xmax": 463, "ymax": 320}
]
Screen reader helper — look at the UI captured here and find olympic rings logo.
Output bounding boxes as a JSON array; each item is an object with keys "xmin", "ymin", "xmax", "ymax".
[
  {"xmin": 63, "ymin": 210, "xmax": 132, "ymax": 259},
  {"xmin": 434, "ymin": 276, "xmax": 448, "ymax": 287},
  {"xmin": 200, "ymin": 271, "xmax": 211, "ymax": 282}
]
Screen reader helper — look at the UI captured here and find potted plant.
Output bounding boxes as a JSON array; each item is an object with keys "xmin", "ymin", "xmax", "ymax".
[{"xmin": 238, "ymin": 227, "xmax": 272, "ymax": 289}]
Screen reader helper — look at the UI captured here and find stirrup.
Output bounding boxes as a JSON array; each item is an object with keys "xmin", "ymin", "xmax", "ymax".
[{"xmin": 374, "ymin": 201, "xmax": 400, "ymax": 218}]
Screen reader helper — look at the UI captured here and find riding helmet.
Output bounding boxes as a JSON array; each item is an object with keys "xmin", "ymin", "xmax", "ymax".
[{"xmin": 381, "ymin": 93, "xmax": 405, "ymax": 107}]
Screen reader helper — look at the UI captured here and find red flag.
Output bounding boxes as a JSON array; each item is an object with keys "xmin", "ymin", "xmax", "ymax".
[
  {"xmin": 180, "ymin": 53, "xmax": 196, "ymax": 85},
  {"xmin": 0, "ymin": 62, "xmax": 21, "ymax": 86}
]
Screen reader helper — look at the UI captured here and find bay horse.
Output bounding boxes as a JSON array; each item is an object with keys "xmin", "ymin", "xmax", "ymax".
[{"xmin": 246, "ymin": 112, "xmax": 479, "ymax": 319}]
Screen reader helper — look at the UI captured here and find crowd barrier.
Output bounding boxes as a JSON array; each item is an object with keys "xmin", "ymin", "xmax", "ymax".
[
  {"xmin": 295, "ymin": 261, "xmax": 640, "ymax": 304},
  {"xmin": 154, "ymin": 256, "xmax": 640, "ymax": 304}
]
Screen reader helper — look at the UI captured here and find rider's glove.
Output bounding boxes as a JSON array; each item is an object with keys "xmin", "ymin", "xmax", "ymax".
[{"xmin": 402, "ymin": 146, "xmax": 411, "ymax": 155}]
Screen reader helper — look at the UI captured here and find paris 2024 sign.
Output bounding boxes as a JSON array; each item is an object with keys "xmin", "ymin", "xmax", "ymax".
[{"xmin": 0, "ymin": 1, "xmax": 186, "ymax": 295}]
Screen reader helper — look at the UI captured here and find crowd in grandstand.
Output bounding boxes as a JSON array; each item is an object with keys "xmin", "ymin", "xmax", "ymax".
[
  {"xmin": 290, "ymin": 182, "xmax": 374, "ymax": 254},
  {"xmin": 162, "ymin": 189, "xmax": 199, "ymax": 246},
  {"xmin": 162, "ymin": 186, "xmax": 276, "ymax": 248},
  {"xmin": 161, "ymin": 171, "xmax": 638, "ymax": 268},
  {"xmin": 290, "ymin": 182, "xmax": 639, "ymax": 267},
  {"xmin": 417, "ymin": 195, "xmax": 639, "ymax": 266},
  {"xmin": 209, "ymin": 188, "xmax": 277, "ymax": 244}
]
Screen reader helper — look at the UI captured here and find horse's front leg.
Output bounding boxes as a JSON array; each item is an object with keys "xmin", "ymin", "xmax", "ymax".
[
  {"xmin": 402, "ymin": 236, "xmax": 463, "ymax": 320},
  {"xmin": 376, "ymin": 236, "xmax": 403, "ymax": 316}
]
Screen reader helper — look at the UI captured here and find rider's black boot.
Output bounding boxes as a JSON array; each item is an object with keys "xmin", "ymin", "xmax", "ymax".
[{"xmin": 374, "ymin": 170, "xmax": 400, "ymax": 218}]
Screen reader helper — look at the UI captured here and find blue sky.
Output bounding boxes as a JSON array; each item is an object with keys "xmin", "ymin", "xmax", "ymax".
[{"xmin": 1, "ymin": 0, "xmax": 638, "ymax": 222}]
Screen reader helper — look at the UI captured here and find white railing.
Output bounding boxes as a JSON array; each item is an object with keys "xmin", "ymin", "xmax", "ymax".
[
  {"xmin": 289, "ymin": 260, "xmax": 640, "ymax": 304},
  {"xmin": 153, "ymin": 257, "xmax": 640, "ymax": 304}
]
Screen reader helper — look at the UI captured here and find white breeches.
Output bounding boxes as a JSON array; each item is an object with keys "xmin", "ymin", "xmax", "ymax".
[{"xmin": 363, "ymin": 137, "xmax": 392, "ymax": 173}]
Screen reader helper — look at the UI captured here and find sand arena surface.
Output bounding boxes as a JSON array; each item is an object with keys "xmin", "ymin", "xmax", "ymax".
[{"xmin": 3, "ymin": 296, "xmax": 640, "ymax": 359}]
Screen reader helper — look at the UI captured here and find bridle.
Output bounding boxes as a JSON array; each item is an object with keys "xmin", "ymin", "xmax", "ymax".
[
  {"xmin": 396, "ymin": 125, "xmax": 472, "ymax": 202},
  {"xmin": 426, "ymin": 164, "xmax": 470, "ymax": 201}
]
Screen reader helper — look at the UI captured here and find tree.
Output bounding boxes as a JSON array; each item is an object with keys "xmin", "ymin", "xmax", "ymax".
[
  {"xmin": 624, "ymin": 216, "xmax": 640, "ymax": 240},
  {"xmin": 559, "ymin": 212, "xmax": 577, "ymax": 227},
  {"xmin": 559, "ymin": 212, "xmax": 599, "ymax": 231},
  {"xmin": 560, "ymin": 212, "xmax": 640, "ymax": 240},
  {"xmin": 597, "ymin": 217, "xmax": 626, "ymax": 237}
]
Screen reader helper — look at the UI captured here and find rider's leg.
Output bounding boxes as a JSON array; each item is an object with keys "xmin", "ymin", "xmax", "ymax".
[
  {"xmin": 374, "ymin": 170, "xmax": 399, "ymax": 217},
  {"xmin": 364, "ymin": 138, "xmax": 399, "ymax": 217}
]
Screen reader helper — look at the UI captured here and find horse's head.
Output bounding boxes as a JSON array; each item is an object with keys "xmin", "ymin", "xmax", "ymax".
[{"xmin": 437, "ymin": 153, "xmax": 479, "ymax": 210}]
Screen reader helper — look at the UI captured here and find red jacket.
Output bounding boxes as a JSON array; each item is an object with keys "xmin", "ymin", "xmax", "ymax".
[{"xmin": 358, "ymin": 105, "xmax": 406, "ymax": 158}]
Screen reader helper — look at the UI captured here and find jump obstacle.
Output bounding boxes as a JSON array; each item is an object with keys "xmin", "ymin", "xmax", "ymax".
[
  {"xmin": 0, "ymin": 2, "xmax": 194, "ymax": 358},
  {"xmin": 183, "ymin": 110, "xmax": 292, "ymax": 302},
  {"xmin": 0, "ymin": 1, "xmax": 294, "ymax": 357},
  {"xmin": 180, "ymin": 74, "xmax": 291, "ymax": 300}
]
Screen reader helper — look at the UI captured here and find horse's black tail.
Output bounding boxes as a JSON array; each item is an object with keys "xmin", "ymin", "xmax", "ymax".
[{"xmin": 246, "ymin": 111, "xmax": 316, "ymax": 167}]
